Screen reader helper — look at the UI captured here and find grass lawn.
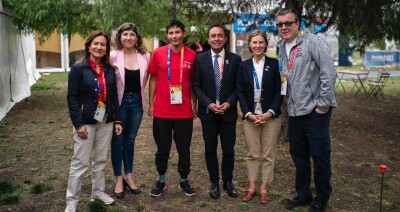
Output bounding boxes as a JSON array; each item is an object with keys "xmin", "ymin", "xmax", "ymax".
[{"xmin": 0, "ymin": 72, "xmax": 399, "ymax": 211}]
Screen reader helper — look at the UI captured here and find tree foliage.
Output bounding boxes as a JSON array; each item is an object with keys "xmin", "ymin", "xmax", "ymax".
[
  {"xmin": 2, "ymin": 0, "xmax": 95, "ymax": 43},
  {"xmin": 300, "ymin": 0, "xmax": 400, "ymax": 51},
  {"xmin": 2, "ymin": 0, "xmax": 400, "ymax": 50}
]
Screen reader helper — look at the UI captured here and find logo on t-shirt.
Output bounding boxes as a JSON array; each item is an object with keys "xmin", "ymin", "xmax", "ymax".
[
  {"xmin": 182, "ymin": 61, "xmax": 192, "ymax": 69},
  {"xmin": 296, "ymin": 47, "xmax": 303, "ymax": 58}
]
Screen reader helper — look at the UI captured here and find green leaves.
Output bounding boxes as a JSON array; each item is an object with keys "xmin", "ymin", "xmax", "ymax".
[
  {"xmin": 301, "ymin": 0, "xmax": 400, "ymax": 51},
  {"xmin": 3, "ymin": 0, "xmax": 94, "ymax": 41},
  {"xmin": 3, "ymin": 0, "xmax": 399, "ymax": 50}
]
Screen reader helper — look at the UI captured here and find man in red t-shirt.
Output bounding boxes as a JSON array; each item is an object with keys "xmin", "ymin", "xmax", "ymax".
[{"xmin": 148, "ymin": 19, "xmax": 197, "ymax": 197}]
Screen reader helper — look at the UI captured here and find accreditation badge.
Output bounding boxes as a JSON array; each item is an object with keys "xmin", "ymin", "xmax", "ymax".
[
  {"xmin": 281, "ymin": 75, "xmax": 287, "ymax": 96},
  {"xmin": 94, "ymin": 101, "xmax": 106, "ymax": 122},
  {"xmin": 254, "ymin": 102, "xmax": 263, "ymax": 115},
  {"xmin": 254, "ymin": 94, "xmax": 263, "ymax": 115},
  {"xmin": 170, "ymin": 85, "xmax": 183, "ymax": 104}
]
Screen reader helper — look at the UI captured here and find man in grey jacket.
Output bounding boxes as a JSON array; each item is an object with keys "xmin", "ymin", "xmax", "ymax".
[{"xmin": 276, "ymin": 8, "xmax": 337, "ymax": 212}]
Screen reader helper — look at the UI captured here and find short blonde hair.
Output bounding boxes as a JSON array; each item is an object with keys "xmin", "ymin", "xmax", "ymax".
[{"xmin": 247, "ymin": 29, "xmax": 268, "ymax": 53}]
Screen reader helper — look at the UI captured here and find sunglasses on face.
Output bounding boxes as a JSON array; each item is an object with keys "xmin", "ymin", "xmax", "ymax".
[{"xmin": 276, "ymin": 21, "xmax": 296, "ymax": 28}]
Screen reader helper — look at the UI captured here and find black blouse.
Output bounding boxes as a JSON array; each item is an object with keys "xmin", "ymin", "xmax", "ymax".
[{"xmin": 124, "ymin": 68, "xmax": 141, "ymax": 93}]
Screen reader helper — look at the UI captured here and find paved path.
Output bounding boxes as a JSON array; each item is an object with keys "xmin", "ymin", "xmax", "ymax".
[{"xmin": 339, "ymin": 70, "xmax": 400, "ymax": 79}]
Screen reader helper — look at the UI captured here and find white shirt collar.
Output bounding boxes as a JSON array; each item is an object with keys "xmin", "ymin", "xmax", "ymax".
[
  {"xmin": 211, "ymin": 49, "xmax": 225, "ymax": 58},
  {"xmin": 252, "ymin": 55, "xmax": 265, "ymax": 65}
]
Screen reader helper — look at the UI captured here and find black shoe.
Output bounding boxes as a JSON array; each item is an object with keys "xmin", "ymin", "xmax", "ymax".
[
  {"xmin": 114, "ymin": 182, "xmax": 125, "ymax": 199},
  {"xmin": 123, "ymin": 178, "xmax": 141, "ymax": 194},
  {"xmin": 209, "ymin": 183, "xmax": 220, "ymax": 199},
  {"xmin": 179, "ymin": 179, "xmax": 196, "ymax": 196},
  {"xmin": 223, "ymin": 182, "xmax": 238, "ymax": 198},
  {"xmin": 285, "ymin": 195, "xmax": 313, "ymax": 210},
  {"xmin": 150, "ymin": 180, "xmax": 166, "ymax": 197},
  {"xmin": 309, "ymin": 198, "xmax": 327, "ymax": 212},
  {"xmin": 114, "ymin": 191, "xmax": 125, "ymax": 199}
]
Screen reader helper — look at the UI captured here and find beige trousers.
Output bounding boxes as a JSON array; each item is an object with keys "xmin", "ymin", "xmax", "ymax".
[
  {"xmin": 66, "ymin": 119, "xmax": 113, "ymax": 205},
  {"xmin": 243, "ymin": 117, "xmax": 281, "ymax": 183}
]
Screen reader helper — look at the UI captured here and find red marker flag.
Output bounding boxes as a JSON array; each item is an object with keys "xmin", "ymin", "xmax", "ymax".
[{"xmin": 379, "ymin": 164, "xmax": 387, "ymax": 173}]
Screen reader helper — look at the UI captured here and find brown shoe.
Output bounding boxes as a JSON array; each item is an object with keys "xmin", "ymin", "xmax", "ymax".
[
  {"xmin": 260, "ymin": 192, "xmax": 270, "ymax": 204},
  {"xmin": 242, "ymin": 190, "xmax": 256, "ymax": 202}
]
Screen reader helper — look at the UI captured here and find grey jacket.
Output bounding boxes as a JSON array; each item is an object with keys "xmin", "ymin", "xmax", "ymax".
[{"xmin": 277, "ymin": 33, "xmax": 337, "ymax": 117}]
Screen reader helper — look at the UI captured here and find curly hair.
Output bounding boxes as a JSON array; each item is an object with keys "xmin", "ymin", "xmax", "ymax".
[{"xmin": 112, "ymin": 23, "xmax": 146, "ymax": 54}]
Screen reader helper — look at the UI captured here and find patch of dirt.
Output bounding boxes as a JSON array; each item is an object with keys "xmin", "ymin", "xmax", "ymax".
[{"xmin": 0, "ymin": 74, "xmax": 399, "ymax": 211}]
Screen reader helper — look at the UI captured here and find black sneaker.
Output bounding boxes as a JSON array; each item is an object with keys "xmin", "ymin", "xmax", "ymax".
[
  {"xmin": 150, "ymin": 180, "xmax": 166, "ymax": 197},
  {"xmin": 285, "ymin": 195, "xmax": 313, "ymax": 210},
  {"xmin": 179, "ymin": 179, "xmax": 196, "ymax": 196}
]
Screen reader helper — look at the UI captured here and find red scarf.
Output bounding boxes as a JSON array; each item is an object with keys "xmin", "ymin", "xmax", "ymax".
[{"xmin": 89, "ymin": 58, "xmax": 107, "ymax": 103}]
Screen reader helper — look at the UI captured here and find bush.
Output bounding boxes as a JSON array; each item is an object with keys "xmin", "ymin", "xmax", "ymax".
[
  {"xmin": 0, "ymin": 181, "xmax": 19, "ymax": 194},
  {"xmin": 30, "ymin": 183, "xmax": 52, "ymax": 194},
  {"xmin": 87, "ymin": 199, "xmax": 108, "ymax": 212},
  {"xmin": 0, "ymin": 194, "xmax": 21, "ymax": 205}
]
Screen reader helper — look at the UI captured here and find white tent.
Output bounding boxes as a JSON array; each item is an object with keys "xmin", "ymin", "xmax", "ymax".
[{"xmin": 0, "ymin": 0, "xmax": 40, "ymax": 121}]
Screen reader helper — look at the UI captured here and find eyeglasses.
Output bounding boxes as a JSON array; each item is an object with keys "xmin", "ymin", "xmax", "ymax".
[{"xmin": 276, "ymin": 21, "xmax": 296, "ymax": 28}]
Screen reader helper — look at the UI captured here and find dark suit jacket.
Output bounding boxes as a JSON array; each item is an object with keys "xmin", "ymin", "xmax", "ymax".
[
  {"xmin": 237, "ymin": 55, "xmax": 282, "ymax": 120},
  {"xmin": 192, "ymin": 50, "xmax": 242, "ymax": 122},
  {"xmin": 67, "ymin": 60, "xmax": 121, "ymax": 129}
]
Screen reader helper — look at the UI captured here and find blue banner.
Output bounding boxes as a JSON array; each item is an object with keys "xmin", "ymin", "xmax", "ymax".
[
  {"xmin": 234, "ymin": 13, "xmax": 306, "ymax": 34},
  {"xmin": 233, "ymin": 14, "xmax": 277, "ymax": 33},
  {"xmin": 364, "ymin": 51, "xmax": 400, "ymax": 68}
]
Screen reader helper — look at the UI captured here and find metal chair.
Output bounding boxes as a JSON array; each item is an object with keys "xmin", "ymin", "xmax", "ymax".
[{"xmin": 366, "ymin": 71, "xmax": 390, "ymax": 99}]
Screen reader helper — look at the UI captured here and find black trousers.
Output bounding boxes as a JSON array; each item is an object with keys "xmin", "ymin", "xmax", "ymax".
[
  {"xmin": 153, "ymin": 117, "xmax": 193, "ymax": 179},
  {"xmin": 201, "ymin": 115, "xmax": 236, "ymax": 183},
  {"xmin": 289, "ymin": 109, "xmax": 333, "ymax": 202}
]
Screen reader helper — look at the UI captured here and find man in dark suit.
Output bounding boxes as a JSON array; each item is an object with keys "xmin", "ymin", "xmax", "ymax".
[{"xmin": 192, "ymin": 24, "xmax": 242, "ymax": 199}]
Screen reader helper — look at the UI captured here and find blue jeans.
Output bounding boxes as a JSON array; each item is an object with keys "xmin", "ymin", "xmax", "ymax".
[
  {"xmin": 289, "ymin": 108, "xmax": 332, "ymax": 202},
  {"xmin": 111, "ymin": 93, "xmax": 143, "ymax": 176}
]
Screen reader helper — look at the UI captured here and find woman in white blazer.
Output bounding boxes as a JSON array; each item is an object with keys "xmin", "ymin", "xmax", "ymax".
[{"xmin": 110, "ymin": 23, "xmax": 150, "ymax": 199}]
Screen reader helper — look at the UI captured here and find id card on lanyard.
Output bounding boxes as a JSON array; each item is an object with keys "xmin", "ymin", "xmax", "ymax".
[
  {"xmin": 94, "ymin": 78, "xmax": 107, "ymax": 122},
  {"xmin": 280, "ymin": 46, "xmax": 297, "ymax": 96},
  {"xmin": 252, "ymin": 64, "xmax": 262, "ymax": 115},
  {"xmin": 168, "ymin": 45, "xmax": 184, "ymax": 104}
]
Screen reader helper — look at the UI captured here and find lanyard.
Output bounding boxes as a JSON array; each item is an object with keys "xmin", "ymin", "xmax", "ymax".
[
  {"xmin": 288, "ymin": 46, "xmax": 298, "ymax": 70},
  {"xmin": 97, "ymin": 80, "xmax": 101, "ymax": 93},
  {"xmin": 214, "ymin": 53, "xmax": 225, "ymax": 81},
  {"xmin": 89, "ymin": 58, "xmax": 106, "ymax": 102},
  {"xmin": 218, "ymin": 53, "xmax": 225, "ymax": 81},
  {"xmin": 167, "ymin": 45, "xmax": 184, "ymax": 84},
  {"xmin": 279, "ymin": 56, "xmax": 283, "ymax": 71},
  {"xmin": 252, "ymin": 63, "xmax": 260, "ymax": 90},
  {"xmin": 96, "ymin": 72, "xmax": 106, "ymax": 102}
]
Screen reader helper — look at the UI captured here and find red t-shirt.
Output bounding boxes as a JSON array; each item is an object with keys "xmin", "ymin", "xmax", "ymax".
[{"xmin": 149, "ymin": 45, "xmax": 196, "ymax": 118}]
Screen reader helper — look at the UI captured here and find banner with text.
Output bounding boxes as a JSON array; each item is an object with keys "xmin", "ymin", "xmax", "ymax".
[
  {"xmin": 364, "ymin": 51, "xmax": 400, "ymax": 68},
  {"xmin": 233, "ymin": 14, "xmax": 277, "ymax": 33}
]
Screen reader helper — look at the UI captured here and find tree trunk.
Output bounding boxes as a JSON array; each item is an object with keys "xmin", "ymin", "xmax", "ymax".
[{"xmin": 278, "ymin": 98, "xmax": 289, "ymax": 143}]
